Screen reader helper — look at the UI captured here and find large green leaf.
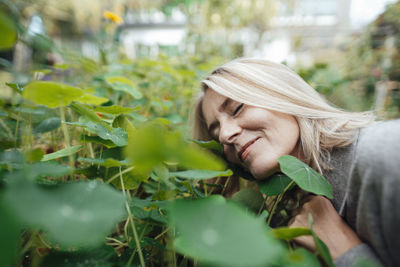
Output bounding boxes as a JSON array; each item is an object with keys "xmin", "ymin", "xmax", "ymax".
[
  {"xmin": 271, "ymin": 227, "xmax": 312, "ymax": 241},
  {"xmin": 0, "ymin": 11, "xmax": 17, "ymax": 50},
  {"xmin": 169, "ymin": 195, "xmax": 285, "ymax": 266},
  {"xmin": 278, "ymin": 156, "xmax": 333, "ymax": 199},
  {"xmin": 126, "ymin": 123, "xmax": 225, "ymax": 175},
  {"xmin": 258, "ymin": 173, "xmax": 293, "ymax": 196},
  {"xmin": 23, "ymin": 81, "xmax": 84, "ymax": 108},
  {"xmin": 41, "ymin": 145, "xmax": 83, "ymax": 161},
  {"xmin": 169, "ymin": 169, "xmax": 232, "ymax": 179},
  {"xmin": 4, "ymin": 169, "xmax": 126, "ymax": 248},
  {"xmin": 308, "ymin": 214, "xmax": 334, "ymax": 267},
  {"xmin": 33, "ymin": 117, "xmax": 61, "ymax": 134},
  {"xmin": 106, "ymin": 76, "xmax": 142, "ymax": 99}
]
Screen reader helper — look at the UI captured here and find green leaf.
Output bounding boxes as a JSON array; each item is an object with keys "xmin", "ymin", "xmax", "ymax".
[
  {"xmin": 0, "ymin": 11, "xmax": 17, "ymax": 50},
  {"xmin": 258, "ymin": 173, "xmax": 293, "ymax": 196},
  {"xmin": 33, "ymin": 117, "xmax": 61, "ymax": 134},
  {"xmin": 94, "ymin": 105, "xmax": 139, "ymax": 115},
  {"xmin": 106, "ymin": 76, "xmax": 142, "ymax": 99},
  {"xmin": 41, "ymin": 145, "xmax": 83, "ymax": 161},
  {"xmin": 25, "ymin": 148, "xmax": 44, "ymax": 162},
  {"xmin": 4, "ymin": 170, "xmax": 126, "ymax": 248},
  {"xmin": 78, "ymin": 157, "xmax": 129, "ymax": 168},
  {"xmin": 231, "ymin": 188, "xmax": 265, "ymax": 214},
  {"xmin": 308, "ymin": 214, "xmax": 334, "ymax": 267},
  {"xmin": 281, "ymin": 248, "xmax": 321, "ymax": 267},
  {"xmin": 271, "ymin": 227, "xmax": 312, "ymax": 241},
  {"xmin": 5, "ymin": 82, "xmax": 23, "ymax": 94},
  {"xmin": 23, "ymin": 81, "xmax": 84, "ymax": 108},
  {"xmin": 80, "ymin": 135, "xmax": 116, "ymax": 148},
  {"xmin": 126, "ymin": 123, "xmax": 225, "ymax": 175},
  {"xmin": 29, "ymin": 162, "xmax": 73, "ymax": 178},
  {"xmin": 77, "ymin": 94, "xmax": 109, "ymax": 105},
  {"xmin": 70, "ymin": 102, "xmax": 111, "ymax": 130},
  {"xmin": 278, "ymin": 155, "xmax": 333, "ymax": 199},
  {"xmin": 169, "ymin": 169, "xmax": 232, "ymax": 180},
  {"xmin": 192, "ymin": 139, "xmax": 224, "ymax": 155},
  {"xmin": 69, "ymin": 121, "xmax": 128, "ymax": 147},
  {"xmin": 0, "ymin": 205, "xmax": 21, "ymax": 267},
  {"xmin": 169, "ymin": 195, "xmax": 285, "ymax": 266}
]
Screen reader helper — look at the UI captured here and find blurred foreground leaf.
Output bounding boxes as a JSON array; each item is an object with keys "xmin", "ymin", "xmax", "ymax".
[
  {"xmin": 4, "ymin": 169, "xmax": 125, "ymax": 248},
  {"xmin": 169, "ymin": 195, "xmax": 285, "ymax": 266},
  {"xmin": 126, "ymin": 123, "xmax": 225, "ymax": 175},
  {"xmin": 0, "ymin": 11, "xmax": 17, "ymax": 50},
  {"xmin": 0, "ymin": 205, "xmax": 21, "ymax": 267},
  {"xmin": 271, "ymin": 227, "xmax": 311, "ymax": 241}
]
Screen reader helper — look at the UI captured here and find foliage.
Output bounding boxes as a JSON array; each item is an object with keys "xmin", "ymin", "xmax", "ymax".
[{"xmin": 0, "ymin": 3, "xmax": 338, "ymax": 267}]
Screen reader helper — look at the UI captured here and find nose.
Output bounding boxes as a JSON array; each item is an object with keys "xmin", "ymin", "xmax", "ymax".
[{"xmin": 219, "ymin": 119, "xmax": 241, "ymax": 144}]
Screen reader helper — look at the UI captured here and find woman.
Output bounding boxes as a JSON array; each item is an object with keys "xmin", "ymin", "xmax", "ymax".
[{"xmin": 191, "ymin": 58, "xmax": 400, "ymax": 267}]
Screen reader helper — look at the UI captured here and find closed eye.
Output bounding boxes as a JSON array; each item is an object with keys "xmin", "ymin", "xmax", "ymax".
[{"xmin": 233, "ymin": 103, "xmax": 244, "ymax": 116}]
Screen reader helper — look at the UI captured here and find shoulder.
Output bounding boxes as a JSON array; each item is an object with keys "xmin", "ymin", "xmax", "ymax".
[{"xmin": 356, "ymin": 119, "xmax": 400, "ymax": 167}]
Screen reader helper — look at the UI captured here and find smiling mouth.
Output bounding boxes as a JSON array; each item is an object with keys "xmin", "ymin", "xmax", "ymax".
[{"xmin": 238, "ymin": 137, "xmax": 260, "ymax": 162}]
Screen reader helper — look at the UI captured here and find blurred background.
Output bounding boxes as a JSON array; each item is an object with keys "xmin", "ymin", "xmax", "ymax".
[{"xmin": 1, "ymin": 0, "xmax": 399, "ymax": 118}]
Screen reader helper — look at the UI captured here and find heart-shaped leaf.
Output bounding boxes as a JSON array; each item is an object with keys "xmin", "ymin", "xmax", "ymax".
[
  {"xmin": 23, "ymin": 81, "xmax": 84, "ymax": 108},
  {"xmin": 278, "ymin": 155, "xmax": 333, "ymax": 199},
  {"xmin": 169, "ymin": 195, "xmax": 285, "ymax": 266}
]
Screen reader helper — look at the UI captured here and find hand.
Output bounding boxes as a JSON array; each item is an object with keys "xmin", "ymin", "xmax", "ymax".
[{"xmin": 288, "ymin": 195, "xmax": 362, "ymax": 261}]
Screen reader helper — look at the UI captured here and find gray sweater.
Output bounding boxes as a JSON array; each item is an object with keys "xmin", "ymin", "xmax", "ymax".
[{"xmin": 323, "ymin": 119, "xmax": 400, "ymax": 267}]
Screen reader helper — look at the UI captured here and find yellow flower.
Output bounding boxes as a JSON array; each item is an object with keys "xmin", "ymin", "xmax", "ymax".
[{"xmin": 103, "ymin": 11, "xmax": 123, "ymax": 24}]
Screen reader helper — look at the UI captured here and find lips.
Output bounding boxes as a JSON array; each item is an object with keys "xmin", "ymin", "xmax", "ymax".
[{"xmin": 238, "ymin": 137, "xmax": 260, "ymax": 161}]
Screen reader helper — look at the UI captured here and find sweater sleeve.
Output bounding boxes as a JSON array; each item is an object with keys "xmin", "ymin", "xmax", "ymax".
[
  {"xmin": 343, "ymin": 119, "xmax": 400, "ymax": 267},
  {"xmin": 335, "ymin": 243, "xmax": 383, "ymax": 267}
]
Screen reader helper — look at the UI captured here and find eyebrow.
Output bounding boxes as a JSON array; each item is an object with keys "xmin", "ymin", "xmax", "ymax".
[{"xmin": 207, "ymin": 98, "xmax": 232, "ymax": 134}]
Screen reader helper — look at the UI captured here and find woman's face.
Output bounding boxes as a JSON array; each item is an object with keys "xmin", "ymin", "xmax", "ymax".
[{"xmin": 201, "ymin": 89, "xmax": 301, "ymax": 179}]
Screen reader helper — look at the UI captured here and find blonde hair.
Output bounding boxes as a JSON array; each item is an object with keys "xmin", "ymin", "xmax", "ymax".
[{"xmin": 190, "ymin": 58, "xmax": 375, "ymax": 174}]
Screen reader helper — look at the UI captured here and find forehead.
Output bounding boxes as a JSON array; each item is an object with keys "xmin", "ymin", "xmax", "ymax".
[{"xmin": 201, "ymin": 89, "xmax": 228, "ymax": 126}]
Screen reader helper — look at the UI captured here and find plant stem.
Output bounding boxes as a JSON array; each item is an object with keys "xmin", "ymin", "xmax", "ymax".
[
  {"xmin": 60, "ymin": 106, "xmax": 74, "ymax": 176},
  {"xmin": 120, "ymin": 168, "xmax": 146, "ymax": 267},
  {"xmin": 106, "ymin": 166, "xmax": 135, "ymax": 184},
  {"xmin": 267, "ymin": 181, "xmax": 295, "ymax": 225},
  {"xmin": 14, "ymin": 103, "xmax": 22, "ymax": 148}
]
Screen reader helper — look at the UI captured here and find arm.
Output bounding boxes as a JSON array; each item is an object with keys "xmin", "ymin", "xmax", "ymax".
[{"xmin": 288, "ymin": 196, "xmax": 383, "ymax": 266}]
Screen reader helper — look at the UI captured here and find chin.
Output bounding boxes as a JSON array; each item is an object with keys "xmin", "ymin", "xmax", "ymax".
[{"xmin": 250, "ymin": 163, "xmax": 280, "ymax": 180}]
